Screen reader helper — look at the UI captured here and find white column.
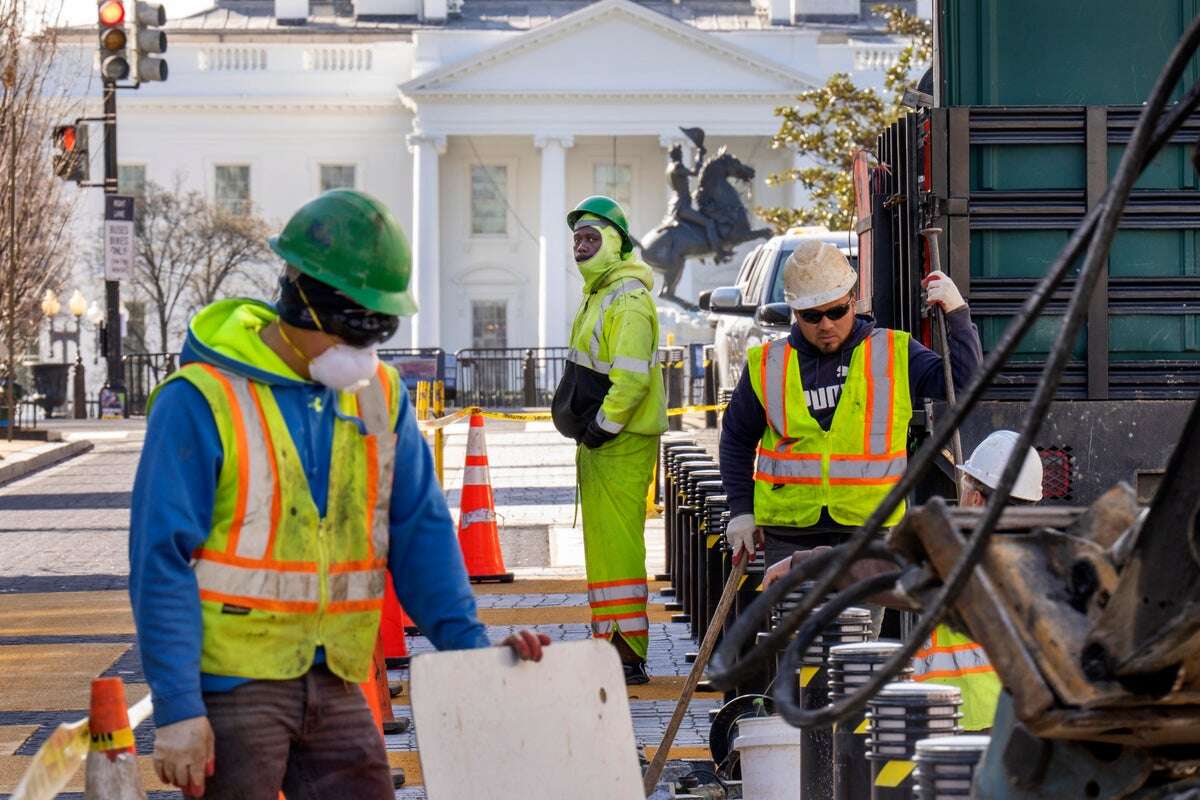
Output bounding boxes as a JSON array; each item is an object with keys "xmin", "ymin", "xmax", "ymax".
[
  {"xmin": 535, "ymin": 134, "xmax": 574, "ymax": 349},
  {"xmin": 406, "ymin": 133, "xmax": 446, "ymax": 348},
  {"xmin": 789, "ymin": 148, "xmax": 807, "ymax": 214}
]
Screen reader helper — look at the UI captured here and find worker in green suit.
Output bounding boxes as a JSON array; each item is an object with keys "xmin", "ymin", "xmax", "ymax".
[{"xmin": 552, "ymin": 196, "xmax": 668, "ymax": 685}]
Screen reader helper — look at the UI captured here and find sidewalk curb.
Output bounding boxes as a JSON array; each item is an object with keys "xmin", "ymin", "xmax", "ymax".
[{"xmin": 0, "ymin": 439, "xmax": 95, "ymax": 486}]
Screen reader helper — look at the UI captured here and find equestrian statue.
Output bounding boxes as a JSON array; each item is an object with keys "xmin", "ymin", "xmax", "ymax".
[{"xmin": 639, "ymin": 127, "xmax": 772, "ymax": 310}]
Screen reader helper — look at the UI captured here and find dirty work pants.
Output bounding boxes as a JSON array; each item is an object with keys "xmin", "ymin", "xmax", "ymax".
[
  {"xmin": 201, "ymin": 663, "xmax": 393, "ymax": 800},
  {"xmin": 578, "ymin": 431, "xmax": 659, "ymax": 661}
]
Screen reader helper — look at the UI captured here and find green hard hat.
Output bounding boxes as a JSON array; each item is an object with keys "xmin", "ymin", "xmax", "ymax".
[
  {"xmin": 567, "ymin": 195, "xmax": 635, "ymax": 254},
  {"xmin": 268, "ymin": 189, "xmax": 418, "ymax": 317}
]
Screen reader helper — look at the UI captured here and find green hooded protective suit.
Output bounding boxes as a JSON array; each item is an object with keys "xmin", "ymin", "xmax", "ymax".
[{"xmin": 552, "ymin": 216, "xmax": 667, "ymax": 662}]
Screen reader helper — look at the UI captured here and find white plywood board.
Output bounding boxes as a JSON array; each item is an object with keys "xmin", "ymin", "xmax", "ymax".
[{"xmin": 410, "ymin": 639, "xmax": 644, "ymax": 800}]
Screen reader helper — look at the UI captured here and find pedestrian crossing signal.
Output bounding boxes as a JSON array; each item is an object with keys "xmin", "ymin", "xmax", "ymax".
[{"xmin": 52, "ymin": 124, "xmax": 89, "ymax": 183}]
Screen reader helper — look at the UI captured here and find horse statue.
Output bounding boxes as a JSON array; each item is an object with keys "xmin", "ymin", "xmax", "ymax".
[{"xmin": 639, "ymin": 141, "xmax": 772, "ymax": 310}]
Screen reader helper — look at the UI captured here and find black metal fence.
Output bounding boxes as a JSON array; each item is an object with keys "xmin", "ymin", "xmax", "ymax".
[
  {"xmin": 125, "ymin": 352, "xmax": 177, "ymax": 416},
  {"xmin": 455, "ymin": 347, "xmax": 570, "ymax": 408}
]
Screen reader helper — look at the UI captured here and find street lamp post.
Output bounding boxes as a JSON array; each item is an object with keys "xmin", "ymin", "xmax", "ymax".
[{"xmin": 41, "ymin": 289, "xmax": 91, "ymax": 419}]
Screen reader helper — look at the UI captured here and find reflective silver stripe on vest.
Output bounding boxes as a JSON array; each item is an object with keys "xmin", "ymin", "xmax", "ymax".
[
  {"xmin": 568, "ymin": 346, "xmax": 612, "ymax": 375},
  {"xmin": 611, "ymin": 355, "xmax": 650, "ymax": 375},
  {"xmin": 864, "ymin": 329, "xmax": 894, "ymax": 455},
  {"xmin": 354, "ymin": 374, "xmax": 392, "ymax": 437},
  {"xmin": 328, "ymin": 568, "xmax": 387, "ymax": 604},
  {"xmin": 589, "ymin": 280, "xmax": 645, "ymax": 363},
  {"xmin": 229, "ymin": 380, "xmax": 276, "ymax": 561},
  {"xmin": 195, "ymin": 559, "xmax": 320, "ymax": 603},
  {"xmin": 356, "ymin": 374, "xmax": 395, "ymax": 559},
  {"xmin": 761, "ymin": 340, "xmax": 789, "ymax": 436},
  {"xmin": 587, "ymin": 581, "xmax": 648, "ymax": 606},
  {"xmin": 828, "ymin": 455, "xmax": 906, "ymax": 481},
  {"xmin": 591, "ymin": 614, "xmax": 650, "ymax": 636},
  {"xmin": 912, "ymin": 645, "xmax": 992, "ymax": 678},
  {"xmin": 755, "ymin": 452, "xmax": 822, "ymax": 480},
  {"xmin": 595, "ymin": 409, "xmax": 624, "ymax": 435}
]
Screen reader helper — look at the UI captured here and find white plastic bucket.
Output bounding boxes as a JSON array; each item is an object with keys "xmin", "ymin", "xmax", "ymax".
[{"xmin": 734, "ymin": 715, "xmax": 803, "ymax": 800}]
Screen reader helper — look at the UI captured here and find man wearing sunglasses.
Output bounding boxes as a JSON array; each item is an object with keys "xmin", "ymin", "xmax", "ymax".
[
  {"xmin": 718, "ymin": 239, "xmax": 982, "ymax": 573},
  {"xmin": 129, "ymin": 189, "xmax": 549, "ymax": 799}
]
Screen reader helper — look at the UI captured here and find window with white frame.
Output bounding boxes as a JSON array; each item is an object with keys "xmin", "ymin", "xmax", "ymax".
[
  {"xmin": 471, "ymin": 300, "xmax": 508, "ymax": 348},
  {"xmin": 319, "ymin": 164, "xmax": 356, "ymax": 193},
  {"xmin": 470, "ymin": 165, "xmax": 508, "ymax": 236},
  {"xmin": 214, "ymin": 165, "xmax": 251, "ymax": 216},
  {"xmin": 118, "ymin": 164, "xmax": 146, "ymax": 199},
  {"xmin": 593, "ymin": 163, "xmax": 634, "ymax": 218}
]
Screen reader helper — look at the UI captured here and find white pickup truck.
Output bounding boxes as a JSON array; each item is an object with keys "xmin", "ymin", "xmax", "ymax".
[{"xmin": 701, "ymin": 227, "xmax": 857, "ymax": 394}]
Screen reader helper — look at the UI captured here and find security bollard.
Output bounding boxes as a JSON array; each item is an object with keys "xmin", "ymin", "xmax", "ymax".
[
  {"xmin": 661, "ymin": 440, "xmax": 702, "ymax": 596},
  {"xmin": 829, "ymin": 642, "xmax": 913, "ymax": 800},
  {"xmin": 703, "ymin": 344, "xmax": 718, "ymax": 429},
  {"xmin": 672, "ymin": 458, "xmax": 717, "ymax": 623},
  {"xmin": 866, "ymin": 683, "xmax": 962, "ymax": 800},
  {"xmin": 729, "ymin": 550, "xmax": 768, "ymax": 698},
  {"xmin": 800, "ymin": 607, "xmax": 875, "ymax": 800},
  {"xmin": 690, "ymin": 479, "xmax": 724, "ymax": 641},
  {"xmin": 668, "ymin": 452, "xmax": 714, "ymax": 611},
  {"xmin": 912, "ymin": 735, "xmax": 990, "ymax": 800},
  {"xmin": 699, "ymin": 492, "xmax": 729, "ymax": 643}
]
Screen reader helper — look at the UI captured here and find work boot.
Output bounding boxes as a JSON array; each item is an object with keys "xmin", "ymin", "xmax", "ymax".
[{"xmin": 624, "ymin": 660, "xmax": 650, "ymax": 686}]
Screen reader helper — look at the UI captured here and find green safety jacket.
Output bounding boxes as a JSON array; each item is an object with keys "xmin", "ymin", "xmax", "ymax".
[
  {"xmin": 746, "ymin": 329, "xmax": 912, "ymax": 528},
  {"xmin": 552, "ymin": 259, "xmax": 668, "ymax": 445},
  {"xmin": 149, "ymin": 301, "xmax": 402, "ymax": 683}
]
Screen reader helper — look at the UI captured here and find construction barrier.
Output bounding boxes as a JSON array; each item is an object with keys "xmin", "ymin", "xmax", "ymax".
[{"xmin": 13, "ymin": 680, "xmax": 153, "ymax": 800}]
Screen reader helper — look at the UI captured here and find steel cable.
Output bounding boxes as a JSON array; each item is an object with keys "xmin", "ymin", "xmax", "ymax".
[{"xmin": 709, "ymin": 16, "xmax": 1200, "ymax": 730}]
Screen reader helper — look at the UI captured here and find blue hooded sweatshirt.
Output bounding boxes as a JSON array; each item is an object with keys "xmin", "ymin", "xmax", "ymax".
[{"xmin": 129, "ymin": 299, "xmax": 490, "ymax": 727}]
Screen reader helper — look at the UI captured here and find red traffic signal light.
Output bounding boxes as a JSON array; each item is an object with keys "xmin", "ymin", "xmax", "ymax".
[
  {"xmin": 52, "ymin": 124, "xmax": 89, "ymax": 183},
  {"xmin": 58, "ymin": 126, "xmax": 76, "ymax": 152},
  {"xmin": 98, "ymin": 0, "xmax": 125, "ymax": 25}
]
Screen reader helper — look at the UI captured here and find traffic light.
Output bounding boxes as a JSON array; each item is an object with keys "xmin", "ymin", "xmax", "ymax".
[
  {"xmin": 97, "ymin": 0, "xmax": 129, "ymax": 81},
  {"xmin": 130, "ymin": 2, "xmax": 167, "ymax": 83},
  {"xmin": 52, "ymin": 124, "xmax": 90, "ymax": 183}
]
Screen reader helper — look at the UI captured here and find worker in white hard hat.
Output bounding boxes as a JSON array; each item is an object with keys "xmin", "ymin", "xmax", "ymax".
[
  {"xmin": 719, "ymin": 239, "xmax": 982, "ymax": 574},
  {"xmin": 763, "ymin": 429, "xmax": 1044, "ymax": 732}
]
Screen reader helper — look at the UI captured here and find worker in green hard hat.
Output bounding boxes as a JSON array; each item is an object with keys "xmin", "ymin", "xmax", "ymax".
[
  {"xmin": 553, "ymin": 195, "xmax": 668, "ymax": 685},
  {"xmin": 129, "ymin": 189, "xmax": 550, "ymax": 799}
]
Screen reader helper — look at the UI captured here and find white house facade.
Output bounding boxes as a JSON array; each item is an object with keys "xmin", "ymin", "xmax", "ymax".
[{"xmin": 56, "ymin": 0, "xmax": 928, "ymax": 358}]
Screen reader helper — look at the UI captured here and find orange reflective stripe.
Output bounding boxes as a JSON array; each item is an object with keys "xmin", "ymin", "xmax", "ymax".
[
  {"xmin": 781, "ymin": 342, "xmax": 791, "ymax": 439},
  {"xmin": 589, "ymin": 596, "xmax": 648, "ymax": 610},
  {"xmin": 247, "ymin": 383, "xmax": 283, "ymax": 562},
  {"xmin": 199, "ymin": 589, "xmax": 318, "ymax": 614},
  {"xmin": 329, "ymin": 558, "xmax": 388, "ymax": 573},
  {"xmin": 328, "ymin": 598, "xmax": 385, "ymax": 613},
  {"xmin": 195, "ymin": 548, "xmax": 317, "ymax": 572},
  {"xmin": 587, "ymin": 577, "xmax": 647, "ymax": 589},
  {"xmin": 884, "ymin": 329, "xmax": 896, "ymax": 452},
  {"xmin": 375, "ymin": 363, "xmax": 392, "ymax": 412},
  {"xmin": 862, "ymin": 332, "xmax": 874, "ymax": 454},
  {"xmin": 199, "ymin": 364, "xmax": 250, "ymax": 556}
]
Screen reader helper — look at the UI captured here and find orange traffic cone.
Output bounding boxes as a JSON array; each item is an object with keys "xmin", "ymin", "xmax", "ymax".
[
  {"xmin": 362, "ymin": 636, "xmax": 409, "ymax": 736},
  {"xmin": 84, "ymin": 677, "xmax": 146, "ymax": 800},
  {"xmin": 381, "ymin": 575, "xmax": 411, "ymax": 668},
  {"xmin": 457, "ymin": 413, "xmax": 514, "ymax": 583}
]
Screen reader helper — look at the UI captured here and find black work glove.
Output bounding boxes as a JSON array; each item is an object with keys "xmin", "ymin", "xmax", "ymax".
[{"xmin": 581, "ymin": 421, "xmax": 618, "ymax": 450}]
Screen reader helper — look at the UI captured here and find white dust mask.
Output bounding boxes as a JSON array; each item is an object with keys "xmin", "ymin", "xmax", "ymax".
[{"xmin": 307, "ymin": 344, "xmax": 378, "ymax": 392}]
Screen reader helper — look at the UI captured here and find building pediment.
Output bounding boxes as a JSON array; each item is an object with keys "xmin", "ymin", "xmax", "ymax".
[{"xmin": 400, "ymin": 0, "xmax": 818, "ymax": 103}]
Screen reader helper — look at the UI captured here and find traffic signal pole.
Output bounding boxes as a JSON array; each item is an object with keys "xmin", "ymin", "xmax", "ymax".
[{"xmin": 102, "ymin": 79, "xmax": 124, "ymax": 397}]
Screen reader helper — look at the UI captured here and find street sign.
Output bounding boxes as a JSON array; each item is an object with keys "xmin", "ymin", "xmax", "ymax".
[{"xmin": 104, "ymin": 195, "xmax": 135, "ymax": 281}]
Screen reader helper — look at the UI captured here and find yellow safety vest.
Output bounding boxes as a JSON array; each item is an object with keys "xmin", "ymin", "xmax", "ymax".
[
  {"xmin": 913, "ymin": 624, "xmax": 1001, "ymax": 731},
  {"xmin": 746, "ymin": 329, "xmax": 912, "ymax": 528},
  {"xmin": 156, "ymin": 361, "xmax": 401, "ymax": 683}
]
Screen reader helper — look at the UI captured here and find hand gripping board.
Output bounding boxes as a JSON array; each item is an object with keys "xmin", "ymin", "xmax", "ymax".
[{"xmin": 410, "ymin": 639, "xmax": 643, "ymax": 800}]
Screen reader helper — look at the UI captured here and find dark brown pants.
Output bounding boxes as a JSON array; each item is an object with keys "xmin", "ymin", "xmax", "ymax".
[{"xmin": 201, "ymin": 664, "xmax": 393, "ymax": 800}]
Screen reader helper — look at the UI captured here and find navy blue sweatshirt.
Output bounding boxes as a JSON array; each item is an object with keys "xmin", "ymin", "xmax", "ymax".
[{"xmin": 718, "ymin": 309, "xmax": 983, "ymax": 527}]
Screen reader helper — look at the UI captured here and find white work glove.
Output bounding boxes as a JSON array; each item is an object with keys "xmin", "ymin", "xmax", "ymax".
[
  {"xmin": 923, "ymin": 270, "xmax": 966, "ymax": 313},
  {"xmin": 725, "ymin": 513, "xmax": 762, "ymax": 564},
  {"xmin": 153, "ymin": 716, "xmax": 215, "ymax": 797}
]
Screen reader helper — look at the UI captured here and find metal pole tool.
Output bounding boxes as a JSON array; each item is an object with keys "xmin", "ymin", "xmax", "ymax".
[
  {"xmin": 919, "ymin": 228, "xmax": 965, "ymax": 492},
  {"xmin": 642, "ymin": 557, "xmax": 748, "ymax": 795}
]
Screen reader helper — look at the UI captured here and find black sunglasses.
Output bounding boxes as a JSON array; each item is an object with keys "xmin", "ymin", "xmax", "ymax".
[{"xmin": 798, "ymin": 302, "xmax": 852, "ymax": 325}]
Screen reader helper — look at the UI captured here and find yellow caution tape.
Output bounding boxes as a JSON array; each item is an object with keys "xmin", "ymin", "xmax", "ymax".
[
  {"xmin": 874, "ymin": 760, "xmax": 916, "ymax": 787},
  {"xmin": 417, "ymin": 403, "xmax": 727, "ymax": 431},
  {"xmin": 799, "ymin": 666, "xmax": 820, "ymax": 688},
  {"xmin": 855, "ymin": 718, "xmax": 870, "ymax": 735},
  {"xmin": 706, "ymin": 534, "xmax": 719, "ymax": 549}
]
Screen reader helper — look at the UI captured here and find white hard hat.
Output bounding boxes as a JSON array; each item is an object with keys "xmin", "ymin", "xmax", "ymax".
[
  {"xmin": 782, "ymin": 240, "xmax": 857, "ymax": 310},
  {"xmin": 958, "ymin": 430, "xmax": 1044, "ymax": 502}
]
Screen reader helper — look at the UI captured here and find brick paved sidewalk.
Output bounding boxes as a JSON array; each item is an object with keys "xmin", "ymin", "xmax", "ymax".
[{"xmin": 0, "ymin": 419, "xmax": 720, "ymax": 799}]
